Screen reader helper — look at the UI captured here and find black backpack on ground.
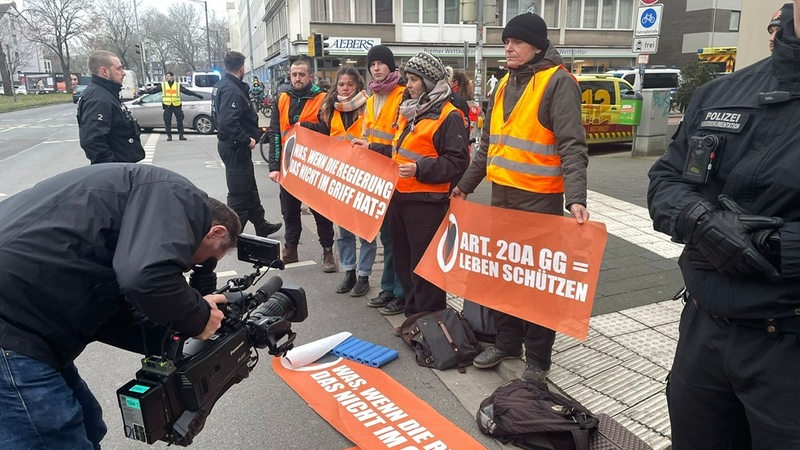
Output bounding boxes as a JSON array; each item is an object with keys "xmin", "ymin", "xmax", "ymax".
[
  {"xmin": 461, "ymin": 299, "xmax": 497, "ymax": 342},
  {"xmin": 399, "ymin": 308, "xmax": 481, "ymax": 373},
  {"xmin": 477, "ymin": 379, "xmax": 599, "ymax": 450}
]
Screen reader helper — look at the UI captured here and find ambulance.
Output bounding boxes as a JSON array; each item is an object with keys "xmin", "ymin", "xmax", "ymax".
[
  {"xmin": 697, "ymin": 47, "xmax": 737, "ymax": 73},
  {"xmin": 576, "ymin": 74, "xmax": 641, "ymax": 145}
]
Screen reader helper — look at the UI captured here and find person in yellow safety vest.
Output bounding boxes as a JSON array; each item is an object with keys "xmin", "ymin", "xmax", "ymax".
[
  {"xmin": 351, "ymin": 44, "xmax": 407, "ymax": 315},
  {"xmin": 146, "ymin": 71, "xmax": 203, "ymax": 141},
  {"xmin": 300, "ymin": 66, "xmax": 377, "ymax": 298},
  {"xmin": 266, "ymin": 57, "xmax": 335, "ymax": 271},
  {"xmin": 452, "ymin": 13, "xmax": 590, "ymax": 387},
  {"xmin": 383, "ymin": 51, "xmax": 470, "ymax": 317}
]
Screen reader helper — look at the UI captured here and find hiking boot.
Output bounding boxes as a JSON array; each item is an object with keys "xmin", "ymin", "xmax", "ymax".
[
  {"xmin": 378, "ymin": 297, "xmax": 405, "ymax": 316},
  {"xmin": 166, "ymin": 135, "xmax": 172, "ymax": 141},
  {"xmin": 322, "ymin": 247, "xmax": 337, "ymax": 273},
  {"xmin": 367, "ymin": 291, "xmax": 394, "ymax": 308},
  {"xmin": 350, "ymin": 276, "xmax": 370, "ymax": 297},
  {"xmin": 179, "ymin": 135, "xmax": 187, "ymax": 141},
  {"xmin": 521, "ymin": 364, "xmax": 550, "ymax": 387},
  {"xmin": 282, "ymin": 243, "xmax": 298, "ymax": 264},
  {"xmin": 255, "ymin": 221, "xmax": 282, "ymax": 237},
  {"xmin": 472, "ymin": 345, "xmax": 523, "ymax": 369},
  {"xmin": 336, "ymin": 270, "xmax": 356, "ymax": 293}
]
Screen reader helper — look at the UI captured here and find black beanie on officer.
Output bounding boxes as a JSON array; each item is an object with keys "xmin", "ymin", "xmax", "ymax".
[
  {"xmin": 502, "ymin": 13, "xmax": 550, "ymax": 51},
  {"xmin": 367, "ymin": 45, "xmax": 397, "ymax": 72}
]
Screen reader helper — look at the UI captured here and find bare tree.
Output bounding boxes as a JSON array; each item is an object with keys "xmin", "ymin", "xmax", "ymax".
[
  {"xmin": 208, "ymin": 13, "xmax": 229, "ymax": 70},
  {"xmin": 167, "ymin": 3, "xmax": 203, "ymax": 71},
  {"xmin": 22, "ymin": 0, "xmax": 91, "ymax": 93},
  {"xmin": 88, "ymin": 0, "xmax": 138, "ymax": 73},
  {"xmin": 140, "ymin": 8, "xmax": 174, "ymax": 79}
]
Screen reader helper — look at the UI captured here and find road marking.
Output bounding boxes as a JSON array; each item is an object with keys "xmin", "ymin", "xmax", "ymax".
[
  {"xmin": 0, "ymin": 125, "xmax": 25, "ymax": 134},
  {"xmin": 42, "ymin": 138, "xmax": 79, "ymax": 144},
  {"xmin": 588, "ymin": 190, "xmax": 683, "ymax": 258},
  {"xmin": 140, "ymin": 133, "xmax": 159, "ymax": 164}
]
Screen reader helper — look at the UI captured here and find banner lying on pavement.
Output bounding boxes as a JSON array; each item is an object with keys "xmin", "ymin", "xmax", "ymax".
[
  {"xmin": 414, "ymin": 198, "xmax": 608, "ymax": 340},
  {"xmin": 273, "ymin": 351, "xmax": 484, "ymax": 449},
  {"xmin": 279, "ymin": 125, "xmax": 399, "ymax": 241}
]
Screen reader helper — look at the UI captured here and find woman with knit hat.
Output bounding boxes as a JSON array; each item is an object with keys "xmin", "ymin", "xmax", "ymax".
[
  {"xmin": 352, "ymin": 45, "xmax": 407, "ymax": 314},
  {"xmin": 384, "ymin": 51, "xmax": 470, "ymax": 317},
  {"xmin": 453, "ymin": 13, "xmax": 589, "ymax": 387}
]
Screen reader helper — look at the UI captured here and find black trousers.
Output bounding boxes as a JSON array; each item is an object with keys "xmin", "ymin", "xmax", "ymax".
[
  {"xmin": 387, "ymin": 199, "xmax": 448, "ymax": 316},
  {"xmin": 279, "ymin": 186, "xmax": 334, "ymax": 248},
  {"xmin": 667, "ymin": 299, "xmax": 800, "ymax": 449},
  {"xmin": 217, "ymin": 141, "xmax": 266, "ymax": 230},
  {"xmin": 163, "ymin": 104, "xmax": 185, "ymax": 136},
  {"xmin": 491, "ymin": 310, "xmax": 556, "ymax": 370}
]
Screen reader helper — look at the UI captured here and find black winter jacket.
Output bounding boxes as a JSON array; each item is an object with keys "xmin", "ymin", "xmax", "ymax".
[
  {"xmin": 77, "ymin": 75, "xmax": 144, "ymax": 164},
  {"xmin": 213, "ymin": 72, "xmax": 260, "ymax": 148},
  {"xmin": 0, "ymin": 164, "xmax": 213, "ymax": 369},
  {"xmin": 648, "ymin": 30, "xmax": 800, "ymax": 319}
]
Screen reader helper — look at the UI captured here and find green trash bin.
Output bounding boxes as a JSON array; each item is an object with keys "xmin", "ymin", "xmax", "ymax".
[{"xmin": 619, "ymin": 90, "xmax": 643, "ymax": 126}]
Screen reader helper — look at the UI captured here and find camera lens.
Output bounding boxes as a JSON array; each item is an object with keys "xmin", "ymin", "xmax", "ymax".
[{"xmin": 253, "ymin": 292, "xmax": 295, "ymax": 320}]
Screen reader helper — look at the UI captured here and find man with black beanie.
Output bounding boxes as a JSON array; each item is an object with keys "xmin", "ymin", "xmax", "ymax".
[
  {"xmin": 648, "ymin": 1, "xmax": 800, "ymax": 447},
  {"xmin": 453, "ymin": 13, "xmax": 589, "ymax": 386}
]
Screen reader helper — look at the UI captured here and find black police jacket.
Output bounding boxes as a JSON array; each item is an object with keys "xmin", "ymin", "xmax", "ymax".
[
  {"xmin": 77, "ymin": 75, "xmax": 145, "ymax": 164},
  {"xmin": 0, "ymin": 164, "xmax": 213, "ymax": 369},
  {"xmin": 212, "ymin": 72, "xmax": 260, "ymax": 148},
  {"xmin": 648, "ymin": 35, "xmax": 800, "ymax": 319}
]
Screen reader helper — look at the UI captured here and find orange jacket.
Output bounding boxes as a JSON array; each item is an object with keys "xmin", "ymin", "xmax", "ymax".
[
  {"xmin": 330, "ymin": 109, "xmax": 365, "ymax": 142},
  {"xmin": 487, "ymin": 66, "xmax": 565, "ymax": 193},
  {"xmin": 364, "ymin": 85, "xmax": 405, "ymax": 145},
  {"xmin": 278, "ymin": 92, "xmax": 325, "ymax": 144}
]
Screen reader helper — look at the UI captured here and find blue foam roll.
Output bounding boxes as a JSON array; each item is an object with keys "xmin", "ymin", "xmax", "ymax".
[
  {"xmin": 332, "ymin": 336, "xmax": 362, "ymax": 355},
  {"xmin": 370, "ymin": 349, "xmax": 399, "ymax": 367},
  {"xmin": 341, "ymin": 340, "xmax": 372, "ymax": 357},
  {"xmin": 355, "ymin": 344, "xmax": 385, "ymax": 363}
]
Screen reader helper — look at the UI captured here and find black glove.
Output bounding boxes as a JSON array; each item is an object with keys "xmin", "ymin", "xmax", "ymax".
[{"xmin": 676, "ymin": 198, "xmax": 783, "ymax": 280}]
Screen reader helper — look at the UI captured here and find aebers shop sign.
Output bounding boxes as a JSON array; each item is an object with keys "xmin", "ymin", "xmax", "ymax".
[{"xmin": 327, "ymin": 37, "xmax": 382, "ymax": 54}]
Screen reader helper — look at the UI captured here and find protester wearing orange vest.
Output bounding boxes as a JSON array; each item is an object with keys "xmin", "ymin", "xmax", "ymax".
[
  {"xmin": 351, "ymin": 45, "xmax": 407, "ymax": 315},
  {"xmin": 301, "ymin": 66, "xmax": 376, "ymax": 296},
  {"xmin": 267, "ymin": 57, "xmax": 335, "ymax": 271},
  {"xmin": 453, "ymin": 13, "xmax": 589, "ymax": 387},
  {"xmin": 146, "ymin": 71, "xmax": 203, "ymax": 141},
  {"xmin": 386, "ymin": 51, "xmax": 469, "ymax": 317}
]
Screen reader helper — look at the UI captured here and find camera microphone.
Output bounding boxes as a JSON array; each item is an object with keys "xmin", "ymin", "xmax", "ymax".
[{"xmin": 255, "ymin": 276, "xmax": 284, "ymax": 301}]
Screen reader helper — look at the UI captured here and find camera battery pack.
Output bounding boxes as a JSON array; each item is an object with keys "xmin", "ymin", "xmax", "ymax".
[{"xmin": 117, "ymin": 379, "xmax": 167, "ymax": 444}]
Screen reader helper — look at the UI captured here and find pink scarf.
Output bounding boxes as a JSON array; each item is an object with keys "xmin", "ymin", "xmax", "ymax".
[{"xmin": 369, "ymin": 71, "xmax": 401, "ymax": 95}]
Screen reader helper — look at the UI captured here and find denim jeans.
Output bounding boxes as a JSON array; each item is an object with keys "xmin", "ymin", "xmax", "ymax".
[
  {"xmin": 336, "ymin": 226, "xmax": 377, "ymax": 276},
  {"xmin": 377, "ymin": 221, "xmax": 403, "ymax": 298},
  {"xmin": 0, "ymin": 348, "xmax": 105, "ymax": 449}
]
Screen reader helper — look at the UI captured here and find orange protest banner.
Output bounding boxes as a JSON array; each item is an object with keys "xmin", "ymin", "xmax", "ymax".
[
  {"xmin": 415, "ymin": 198, "xmax": 607, "ymax": 340},
  {"xmin": 272, "ymin": 357, "xmax": 486, "ymax": 449},
  {"xmin": 279, "ymin": 125, "xmax": 399, "ymax": 241}
]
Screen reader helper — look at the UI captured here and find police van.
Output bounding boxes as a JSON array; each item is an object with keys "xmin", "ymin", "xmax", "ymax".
[{"xmin": 576, "ymin": 74, "xmax": 641, "ymax": 144}]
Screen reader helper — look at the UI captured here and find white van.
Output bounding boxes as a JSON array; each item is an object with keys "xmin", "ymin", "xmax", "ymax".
[
  {"xmin": 182, "ymin": 71, "xmax": 221, "ymax": 94},
  {"xmin": 605, "ymin": 68, "xmax": 681, "ymax": 92},
  {"xmin": 120, "ymin": 69, "xmax": 138, "ymax": 100}
]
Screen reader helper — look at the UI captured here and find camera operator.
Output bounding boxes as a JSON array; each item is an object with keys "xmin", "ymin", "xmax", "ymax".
[{"xmin": 0, "ymin": 164, "xmax": 241, "ymax": 449}]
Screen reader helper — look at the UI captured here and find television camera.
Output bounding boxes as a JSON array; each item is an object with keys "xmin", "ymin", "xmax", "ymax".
[{"xmin": 117, "ymin": 234, "xmax": 307, "ymax": 446}]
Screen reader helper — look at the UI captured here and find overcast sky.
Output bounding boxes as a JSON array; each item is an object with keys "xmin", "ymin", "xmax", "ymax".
[{"xmin": 138, "ymin": 0, "xmax": 227, "ymax": 20}]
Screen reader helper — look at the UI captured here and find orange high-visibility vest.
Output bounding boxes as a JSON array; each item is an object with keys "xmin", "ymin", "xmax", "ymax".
[
  {"xmin": 330, "ymin": 110, "xmax": 365, "ymax": 142},
  {"xmin": 487, "ymin": 66, "xmax": 566, "ymax": 193},
  {"xmin": 392, "ymin": 102, "xmax": 459, "ymax": 194},
  {"xmin": 161, "ymin": 81, "xmax": 181, "ymax": 106},
  {"xmin": 364, "ymin": 84, "xmax": 405, "ymax": 145},
  {"xmin": 278, "ymin": 91, "xmax": 325, "ymax": 144}
]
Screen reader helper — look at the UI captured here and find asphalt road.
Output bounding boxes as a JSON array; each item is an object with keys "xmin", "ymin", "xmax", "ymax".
[{"xmin": 0, "ymin": 103, "xmax": 683, "ymax": 449}]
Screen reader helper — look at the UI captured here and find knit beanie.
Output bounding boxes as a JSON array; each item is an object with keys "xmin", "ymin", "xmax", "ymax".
[
  {"xmin": 768, "ymin": 3, "xmax": 793, "ymax": 33},
  {"xmin": 502, "ymin": 13, "xmax": 549, "ymax": 51},
  {"xmin": 404, "ymin": 51, "xmax": 446, "ymax": 92},
  {"xmin": 367, "ymin": 45, "xmax": 397, "ymax": 72}
]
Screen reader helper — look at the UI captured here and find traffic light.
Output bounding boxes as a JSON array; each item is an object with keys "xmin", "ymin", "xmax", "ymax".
[
  {"xmin": 307, "ymin": 35, "xmax": 316, "ymax": 57},
  {"xmin": 313, "ymin": 33, "xmax": 329, "ymax": 57},
  {"xmin": 134, "ymin": 44, "xmax": 141, "ymax": 55}
]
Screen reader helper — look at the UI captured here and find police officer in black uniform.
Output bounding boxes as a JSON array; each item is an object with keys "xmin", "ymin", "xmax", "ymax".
[
  {"xmin": 647, "ymin": 3, "xmax": 800, "ymax": 448},
  {"xmin": 213, "ymin": 50, "xmax": 281, "ymax": 237},
  {"xmin": 77, "ymin": 50, "xmax": 144, "ymax": 164}
]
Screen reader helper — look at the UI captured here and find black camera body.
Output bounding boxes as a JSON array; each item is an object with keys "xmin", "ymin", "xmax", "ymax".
[{"xmin": 117, "ymin": 234, "xmax": 305, "ymax": 446}]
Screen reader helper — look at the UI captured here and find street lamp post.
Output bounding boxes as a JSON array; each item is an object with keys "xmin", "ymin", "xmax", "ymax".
[{"xmin": 188, "ymin": 0, "xmax": 211, "ymax": 69}]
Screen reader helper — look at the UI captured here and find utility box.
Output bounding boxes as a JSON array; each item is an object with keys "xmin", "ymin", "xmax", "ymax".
[
  {"xmin": 619, "ymin": 90, "xmax": 643, "ymax": 126},
  {"xmin": 632, "ymin": 88, "xmax": 672, "ymax": 156}
]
